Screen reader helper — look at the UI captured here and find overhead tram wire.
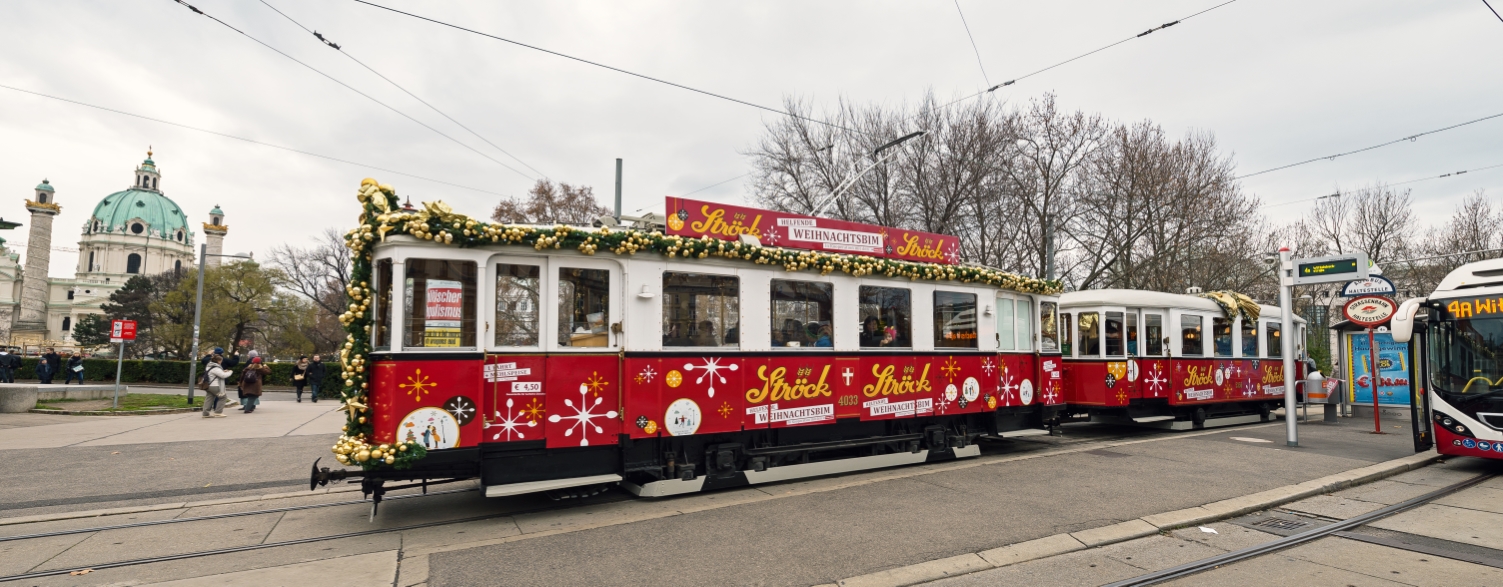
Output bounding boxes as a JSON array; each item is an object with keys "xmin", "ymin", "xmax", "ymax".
[
  {"xmin": 679, "ymin": 172, "xmax": 750, "ymax": 198},
  {"xmin": 348, "ymin": 0, "xmax": 870, "ymax": 137},
  {"xmin": 1259, "ymin": 158, "xmax": 1503, "ymax": 208},
  {"xmin": 1234, "ymin": 110, "xmax": 1503, "ymax": 180},
  {"xmin": 255, "ymin": 0, "xmax": 548, "ymax": 179},
  {"xmin": 1485, "ymin": 0, "xmax": 1503, "ymax": 24},
  {"xmin": 952, "ymin": 0, "xmax": 991, "ymax": 88},
  {"xmin": 167, "ymin": 0, "xmax": 535, "ymax": 181},
  {"xmin": 0, "ymin": 83, "xmax": 508, "ymax": 197},
  {"xmin": 922, "ymin": 0, "xmax": 1241, "ymax": 116}
]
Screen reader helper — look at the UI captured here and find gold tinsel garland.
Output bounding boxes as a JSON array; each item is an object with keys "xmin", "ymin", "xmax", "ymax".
[{"xmin": 332, "ymin": 178, "xmax": 1063, "ymax": 470}]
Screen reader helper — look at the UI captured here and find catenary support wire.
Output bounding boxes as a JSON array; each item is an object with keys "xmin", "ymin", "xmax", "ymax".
[{"xmin": 1236, "ymin": 110, "xmax": 1503, "ymax": 180}]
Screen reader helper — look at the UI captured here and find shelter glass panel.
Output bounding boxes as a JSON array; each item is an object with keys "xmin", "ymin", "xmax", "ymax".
[
  {"xmin": 1213, "ymin": 317, "xmax": 1234, "ymax": 357},
  {"xmin": 1241, "ymin": 319, "xmax": 1258, "ymax": 357},
  {"xmin": 1266, "ymin": 323, "xmax": 1282, "ymax": 358},
  {"xmin": 933, "ymin": 291, "xmax": 978, "ymax": 349},
  {"xmin": 996, "ymin": 297, "xmax": 1016, "ymax": 351},
  {"xmin": 558, "ymin": 268, "xmax": 611, "ymax": 348},
  {"xmin": 1105, "ymin": 311, "xmax": 1125, "ymax": 357},
  {"xmin": 1017, "ymin": 299, "xmax": 1033, "ymax": 352},
  {"xmin": 663, "ymin": 272, "xmax": 740, "ymax": 348},
  {"xmin": 373, "ymin": 258, "xmax": 392, "ymax": 350},
  {"xmin": 1145, "ymin": 313, "xmax": 1164, "ymax": 356},
  {"xmin": 859, "ymin": 286, "xmax": 911, "ymax": 348},
  {"xmin": 771, "ymin": 280, "xmax": 833, "ymax": 348},
  {"xmin": 494, "ymin": 263, "xmax": 541, "ymax": 347},
  {"xmin": 1181, "ymin": 314, "xmax": 1203, "ymax": 357},
  {"xmin": 403, "ymin": 259, "xmax": 478, "ymax": 349}
]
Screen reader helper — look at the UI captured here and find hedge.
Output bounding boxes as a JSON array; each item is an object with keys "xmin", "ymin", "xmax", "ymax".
[{"xmin": 14, "ymin": 357, "xmax": 343, "ymax": 396}]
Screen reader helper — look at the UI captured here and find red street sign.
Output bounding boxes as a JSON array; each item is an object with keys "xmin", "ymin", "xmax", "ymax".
[
  {"xmin": 664, "ymin": 196, "xmax": 962, "ymax": 265},
  {"xmin": 1343, "ymin": 295, "xmax": 1396, "ymax": 328},
  {"xmin": 110, "ymin": 320, "xmax": 138, "ymax": 341}
]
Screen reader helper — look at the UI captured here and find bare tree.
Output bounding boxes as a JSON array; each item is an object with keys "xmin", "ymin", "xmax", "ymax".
[
  {"xmin": 493, "ymin": 180, "xmax": 613, "ymax": 225},
  {"xmin": 267, "ymin": 228, "xmax": 350, "ymax": 316}
]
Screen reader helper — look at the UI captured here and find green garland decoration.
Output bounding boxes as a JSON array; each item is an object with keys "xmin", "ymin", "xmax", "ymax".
[{"xmin": 332, "ymin": 178, "xmax": 1063, "ymax": 471}]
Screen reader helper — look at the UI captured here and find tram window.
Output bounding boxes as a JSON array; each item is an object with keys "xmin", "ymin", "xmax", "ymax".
[
  {"xmin": 1038, "ymin": 301, "xmax": 1057, "ymax": 352},
  {"xmin": 1059, "ymin": 312, "xmax": 1073, "ymax": 356},
  {"xmin": 373, "ymin": 259, "xmax": 392, "ymax": 350},
  {"xmin": 1104, "ymin": 312, "xmax": 1124, "ymax": 357},
  {"xmin": 859, "ymin": 286, "xmax": 911, "ymax": 348},
  {"xmin": 934, "ymin": 291, "xmax": 978, "ymax": 348},
  {"xmin": 771, "ymin": 280, "xmax": 833, "ymax": 348},
  {"xmin": 996, "ymin": 298, "xmax": 1016, "ymax": 351},
  {"xmin": 1145, "ymin": 313, "xmax": 1163, "ymax": 356},
  {"xmin": 558, "ymin": 268, "xmax": 611, "ymax": 348},
  {"xmin": 1266, "ymin": 323, "xmax": 1282, "ymax": 358},
  {"xmin": 1126, "ymin": 312, "xmax": 1138, "ymax": 356},
  {"xmin": 403, "ymin": 259, "xmax": 478, "ymax": 349},
  {"xmin": 1017, "ymin": 299, "xmax": 1033, "ymax": 352},
  {"xmin": 1181, "ymin": 315, "xmax": 1203, "ymax": 357},
  {"xmin": 663, "ymin": 272, "xmax": 739, "ymax": 348},
  {"xmin": 1241, "ymin": 319, "xmax": 1258, "ymax": 357},
  {"xmin": 1213, "ymin": 318, "xmax": 1233, "ymax": 357},
  {"xmin": 494, "ymin": 263, "xmax": 541, "ymax": 347},
  {"xmin": 1078, "ymin": 312, "xmax": 1101, "ymax": 357}
]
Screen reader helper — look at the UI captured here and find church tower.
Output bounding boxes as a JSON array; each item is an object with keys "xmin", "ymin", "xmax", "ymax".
[
  {"xmin": 14, "ymin": 179, "xmax": 61, "ymax": 338},
  {"xmin": 204, "ymin": 205, "xmax": 227, "ymax": 267}
]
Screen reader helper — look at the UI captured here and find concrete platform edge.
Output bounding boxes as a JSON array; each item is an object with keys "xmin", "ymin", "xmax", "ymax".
[
  {"xmin": 829, "ymin": 451, "xmax": 1442, "ymax": 587},
  {"xmin": 0, "ymin": 482, "xmax": 370, "ymax": 527}
]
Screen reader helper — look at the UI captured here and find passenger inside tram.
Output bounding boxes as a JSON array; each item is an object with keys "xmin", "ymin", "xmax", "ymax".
[
  {"xmin": 777, "ymin": 318, "xmax": 805, "ymax": 347},
  {"xmin": 813, "ymin": 322, "xmax": 833, "ymax": 347},
  {"xmin": 692, "ymin": 320, "xmax": 718, "ymax": 347},
  {"xmin": 860, "ymin": 316, "xmax": 894, "ymax": 347}
]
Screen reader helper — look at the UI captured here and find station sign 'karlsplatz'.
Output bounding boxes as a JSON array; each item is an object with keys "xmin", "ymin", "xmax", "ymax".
[{"xmin": 665, "ymin": 196, "xmax": 962, "ymax": 264}]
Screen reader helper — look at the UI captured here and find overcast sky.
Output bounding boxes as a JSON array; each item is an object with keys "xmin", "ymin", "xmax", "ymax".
[{"xmin": 1, "ymin": 0, "xmax": 1499, "ymax": 277}]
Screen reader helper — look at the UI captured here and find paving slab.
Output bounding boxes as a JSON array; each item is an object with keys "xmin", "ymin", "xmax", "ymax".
[
  {"xmin": 922, "ymin": 545, "xmax": 1147, "ymax": 587},
  {"xmin": 33, "ymin": 512, "xmax": 285, "ymax": 572},
  {"xmin": 1070, "ymin": 519, "xmax": 1159, "ymax": 547},
  {"xmin": 1432, "ymin": 485, "xmax": 1503, "ymax": 515},
  {"xmin": 26, "ymin": 533, "xmax": 401, "ymax": 587},
  {"xmin": 976, "ymin": 533, "xmax": 1084, "ymax": 567},
  {"xmin": 1097, "ymin": 534, "xmax": 1226, "ymax": 572},
  {"xmin": 140, "ymin": 549, "xmax": 400, "ymax": 586},
  {"xmin": 1292, "ymin": 535, "xmax": 1503, "ymax": 587},
  {"xmin": 1167, "ymin": 521, "xmax": 1279, "ymax": 552},
  {"xmin": 0, "ymin": 532, "xmax": 91, "ymax": 577},
  {"xmin": 1336, "ymin": 478, "xmax": 1445, "ymax": 506},
  {"xmin": 1281, "ymin": 493, "xmax": 1388, "ymax": 519},
  {"xmin": 1156, "ymin": 550, "xmax": 1409, "ymax": 586},
  {"xmin": 1370, "ymin": 503, "xmax": 1503, "ymax": 551}
]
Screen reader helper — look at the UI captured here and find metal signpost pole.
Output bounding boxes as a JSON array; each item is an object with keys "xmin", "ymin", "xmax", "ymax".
[
  {"xmin": 1367, "ymin": 328, "xmax": 1382, "ymax": 433},
  {"xmin": 185, "ymin": 243, "xmax": 207, "ymax": 404},
  {"xmin": 1279, "ymin": 247, "xmax": 1299, "ymax": 447},
  {"xmin": 113, "ymin": 339, "xmax": 124, "ymax": 409}
]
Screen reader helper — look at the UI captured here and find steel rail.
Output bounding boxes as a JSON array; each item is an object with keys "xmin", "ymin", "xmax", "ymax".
[
  {"xmin": 0, "ymin": 487, "xmax": 477, "ymax": 543},
  {"xmin": 1102, "ymin": 471, "xmax": 1495, "ymax": 587}
]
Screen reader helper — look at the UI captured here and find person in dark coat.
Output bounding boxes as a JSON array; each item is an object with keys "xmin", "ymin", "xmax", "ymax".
[
  {"xmin": 64, "ymin": 352, "xmax": 84, "ymax": 384},
  {"xmin": 240, "ymin": 356, "xmax": 271, "ymax": 413},
  {"xmin": 292, "ymin": 356, "xmax": 310, "ymax": 402},
  {"xmin": 41, "ymin": 348, "xmax": 60, "ymax": 384},
  {"xmin": 0, "ymin": 349, "xmax": 13, "ymax": 384},
  {"xmin": 34, "ymin": 356, "xmax": 52, "ymax": 383},
  {"xmin": 306, "ymin": 355, "xmax": 326, "ymax": 403},
  {"xmin": 5, "ymin": 351, "xmax": 19, "ymax": 383}
]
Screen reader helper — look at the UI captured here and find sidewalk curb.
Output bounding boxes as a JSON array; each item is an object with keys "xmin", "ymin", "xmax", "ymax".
[
  {"xmin": 27, "ymin": 407, "xmax": 202, "ymax": 416},
  {"xmin": 831, "ymin": 452, "xmax": 1441, "ymax": 587}
]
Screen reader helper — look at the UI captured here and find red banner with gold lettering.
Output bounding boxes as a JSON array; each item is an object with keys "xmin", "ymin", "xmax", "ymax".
[{"xmin": 664, "ymin": 197, "xmax": 961, "ymax": 265}]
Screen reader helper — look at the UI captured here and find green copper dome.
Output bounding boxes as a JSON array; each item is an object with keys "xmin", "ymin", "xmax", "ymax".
[
  {"xmin": 90, "ymin": 189, "xmax": 193, "ymax": 240},
  {"xmin": 35, "ymin": 179, "xmax": 54, "ymax": 192}
]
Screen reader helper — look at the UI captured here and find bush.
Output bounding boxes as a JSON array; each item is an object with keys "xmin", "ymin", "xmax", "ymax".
[{"xmin": 20, "ymin": 357, "xmax": 344, "ymax": 397}]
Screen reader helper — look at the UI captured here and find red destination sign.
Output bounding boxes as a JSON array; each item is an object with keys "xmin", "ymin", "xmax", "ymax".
[
  {"xmin": 1343, "ymin": 295, "xmax": 1396, "ymax": 328},
  {"xmin": 110, "ymin": 319, "xmax": 138, "ymax": 341},
  {"xmin": 664, "ymin": 197, "xmax": 961, "ymax": 265}
]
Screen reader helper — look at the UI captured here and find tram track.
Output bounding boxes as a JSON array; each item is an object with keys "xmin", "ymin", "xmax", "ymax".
[{"xmin": 1102, "ymin": 471, "xmax": 1497, "ymax": 587}]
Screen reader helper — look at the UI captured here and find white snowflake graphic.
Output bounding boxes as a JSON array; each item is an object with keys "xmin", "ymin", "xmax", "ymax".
[
  {"xmin": 638, "ymin": 365, "xmax": 657, "ymax": 383},
  {"xmin": 485, "ymin": 398, "xmax": 536, "ymax": 441},
  {"xmin": 998, "ymin": 370, "xmax": 1018, "ymax": 406},
  {"xmin": 1043, "ymin": 384, "xmax": 1060, "ymax": 405},
  {"xmin": 763, "ymin": 226, "xmax": 782, "ymax": 246},
  {"xmin": 683, "ymin": 357, "xmax": 739, "ymax": 398},
  {"xmin": 1145, "ymin": 362, "xmax": 1168, "ymax": 396},
  {"xmin": 547, "ymin": 384, "xmax": 619, "ymax": 446},
  {"xmin": 981, "ymin": 358, "xmax": 996, "ymax": 377},
  {"xmin": 1241, "ymin": 380, "xmax": 1259, "ymax": 398},
  {"xmin": 943, "ymin": 243, "xmax": 961, "ymax": 264}
]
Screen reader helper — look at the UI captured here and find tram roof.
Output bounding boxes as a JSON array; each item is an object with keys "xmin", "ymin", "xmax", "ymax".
[{"xmin": 1059, "ymin": 288, "xmax": 1296, "ymax": 321}]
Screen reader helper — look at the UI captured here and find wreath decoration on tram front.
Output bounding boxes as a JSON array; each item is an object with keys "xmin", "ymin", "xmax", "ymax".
[{"xmin": 331, "ymin": 179, "xmax": 1064, "ymax": 471}]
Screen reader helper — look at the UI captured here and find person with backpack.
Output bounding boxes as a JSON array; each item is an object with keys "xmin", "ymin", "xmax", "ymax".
[
  {"xmin": 240, "ymin": 356, "xmax": 271, "ymax": 413},
  {"xmin": 200, "ymin": 355, "xmax": 231, "ymax": 418}
]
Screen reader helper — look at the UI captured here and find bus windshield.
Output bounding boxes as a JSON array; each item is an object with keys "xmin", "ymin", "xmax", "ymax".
[{"xmin": 1429, "ymin": 315, "xmax": 1503, "ymax": 400}]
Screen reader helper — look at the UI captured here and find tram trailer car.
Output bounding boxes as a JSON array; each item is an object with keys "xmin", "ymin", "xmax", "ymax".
[
  {"xmin": 336, "ymin": 235, "xmax": 1064, "ymax": 500},
  {"xmin": 1058, "ymin": 290, "xmax": 1306, "ymax": 429},
  {"xmin": 1393, "ymin": 259, "xmax": 1503, "ymax": 461}
]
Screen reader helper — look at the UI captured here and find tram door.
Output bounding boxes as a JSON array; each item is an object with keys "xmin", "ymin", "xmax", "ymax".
[
  {"xmin": 485, "ymin": 258, "xmax": 550, "ymax": 444},
  {"xmin": 1103, "ymin": 309, "xmax": 1140, "ymax": 404},
  {"xmin": 544, "ymin": 260, "xmax": 624, "ymax": 448}
]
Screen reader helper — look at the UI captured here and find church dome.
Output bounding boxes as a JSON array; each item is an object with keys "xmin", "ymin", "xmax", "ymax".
[
  {"xmin": 35, "ymin": 179, "xmax": 54, "ymax": 192},
  {"xmin": 89, "ymin": 188, "xmax": 193, "ymax": 241}
]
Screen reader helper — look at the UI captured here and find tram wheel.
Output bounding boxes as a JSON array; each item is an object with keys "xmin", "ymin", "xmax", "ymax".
[
  {"xmin": 1192, "ymin": 407, "xmax": 1207, "ymax": 429},
  {"xmin": 1259, "ymin": 403, "xmax": 1273, "ymax": 422}
]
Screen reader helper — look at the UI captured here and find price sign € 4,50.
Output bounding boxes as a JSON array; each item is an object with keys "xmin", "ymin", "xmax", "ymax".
[{"xmin": 110, "ymin": 320, "xmax": 138, "ymax": 342}]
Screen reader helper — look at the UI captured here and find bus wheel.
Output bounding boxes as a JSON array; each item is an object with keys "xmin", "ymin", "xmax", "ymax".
[{"xmin": 1192, "ymin": 407, "xmax": 1207, "ymax": 429}]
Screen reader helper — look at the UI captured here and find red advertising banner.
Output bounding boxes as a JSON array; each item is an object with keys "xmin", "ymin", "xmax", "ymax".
[
  {"xmin": 665, "ymin": 196, "xmax": 962, "ymax": 265},
  {"xmin": 110, "ymin": 319, "xmax": 137, "ymax": 341}
]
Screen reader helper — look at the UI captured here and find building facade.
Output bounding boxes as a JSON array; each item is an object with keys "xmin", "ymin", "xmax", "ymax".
[{"xmin": 0, "ymin": 151, "xmax": 227, "ymax": 346}]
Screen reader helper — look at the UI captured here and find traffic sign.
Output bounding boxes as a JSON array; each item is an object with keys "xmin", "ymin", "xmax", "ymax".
[
  {"xmin": 1340, "ymin": 275, "xmax": 1396, "ymax": 297},
  {"xmin": 1293, "ymin": 252, "xmax": 1369, "ymax": 285},
  {"xmin": 1343, "ymin": 295, "xmax": 1397, "ymax": 328},
  {"xmin": 110, "ymin": 319, "xmax": 137, "ymax": 342}
]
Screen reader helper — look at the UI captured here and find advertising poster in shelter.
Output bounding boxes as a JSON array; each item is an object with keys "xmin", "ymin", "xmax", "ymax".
[
  {"xmin": 1345, "ymin": 332, "xmax": 1410, "ymax": 406},
  {"xmin": 424, "ymin": 279, "xmax": 464, "ymax": 347},
  {"xmin": 664, "ymin": 196, "xmax": 961, "ymax": 265}
]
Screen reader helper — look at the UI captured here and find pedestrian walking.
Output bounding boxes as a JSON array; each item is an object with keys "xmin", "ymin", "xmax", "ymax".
[
  {"xmin": 64, "ymin": 352, "xmax": 84, "ymax": 384},
  {"xmin": 201, "ymin": 355, "xmax": 230, "ymax": 418},
  {"xmin": 34, "ymin": 355, "xmax": 52, "ymax": 384},
  {"xmin": 240, "ymin": 356, "xmax": 271, "ymax": 413},
  {"xmin": 4, "ymin": 350, "xmax": 19, "ymax": 383},
  {"xmin": 41, "ymin": 347, "xmax": 60, "ymax": 384},
  {"xmin": 0, "ymin": 349, "xmax": 13, "ymax": 383},
  {"xmin": 306, "ymin": 354, "xmax": 325, "ymax": 403},
  {"xmin": 292, "ymin": 356, "xmax": 310, "ymax": 402}
]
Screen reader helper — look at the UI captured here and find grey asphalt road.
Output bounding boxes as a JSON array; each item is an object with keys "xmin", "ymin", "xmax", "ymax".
[{"xmin": 427, "ymin": 415, "xmax": 1421, "ymax": 587}]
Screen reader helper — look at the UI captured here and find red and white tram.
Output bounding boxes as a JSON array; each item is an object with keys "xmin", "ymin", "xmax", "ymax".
[
  {"xmin": 320, "ymin": 190, "xmax": 1065, "ymax": 501},
  {"xmin": 1057, "ymin": 290, "xmax": 1306, "ymax": 429}
]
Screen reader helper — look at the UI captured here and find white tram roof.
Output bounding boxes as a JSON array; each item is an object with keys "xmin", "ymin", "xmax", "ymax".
[
  {"xmin": 1431, "ymin": 258, "xmax": 1503, "ymax": 300},
  {"xmin": 1059, "ymin": 289, "xmax": 1297, "ymax": 322}
]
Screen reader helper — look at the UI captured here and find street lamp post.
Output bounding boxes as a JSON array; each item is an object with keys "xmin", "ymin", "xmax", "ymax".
[{"xmin": 185, "ymin": 244, "xmax": 254, "ymax": 404}]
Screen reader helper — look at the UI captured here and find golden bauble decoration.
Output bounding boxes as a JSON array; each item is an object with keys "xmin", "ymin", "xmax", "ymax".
[
  {"xmin": 355, "ymin": 451, "xmax": 370, "ymax": 462},
  {"xmin": 385, "ymin": 456, "xmax": 396, "ymax": 465}
]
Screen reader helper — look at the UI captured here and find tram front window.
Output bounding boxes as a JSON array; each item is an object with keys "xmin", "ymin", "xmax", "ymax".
[
  {"xmin": 663, "ymin": 272, "xmax": 739, "ymax": 348},
  {"xmin": 494, "ymin": 263, "xmax": 540, "ymax": 347},
  {"xmin": 559, "ymin": 268, "xmax": 611, "ymax": 348},
  {"xmin": 373, "ymin": 259, "xmax": 392, "ymax": 350},
  {"xmin": 859, "ymin": 286, "xmax": 911, "ymax": 348},
  {"xmin": 403, "ymin": 259, "xmax": 477, "ymax": 349},
  {"xmin": 1429, "ymin": 313, "xmax": 1503, "ymax": 420},
  {"xmin": 771, "ymin": 280, "xmax": 832, "ymax": 348},
  {"xmin": 1039, "ymin": 301, "xmax": 1058, "ymax": 352}
]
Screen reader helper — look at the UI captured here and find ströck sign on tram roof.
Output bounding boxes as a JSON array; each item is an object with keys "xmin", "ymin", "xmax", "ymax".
[{"xmin": 664, "ymin": 196, "xmax": 962, "ymax": 265}]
